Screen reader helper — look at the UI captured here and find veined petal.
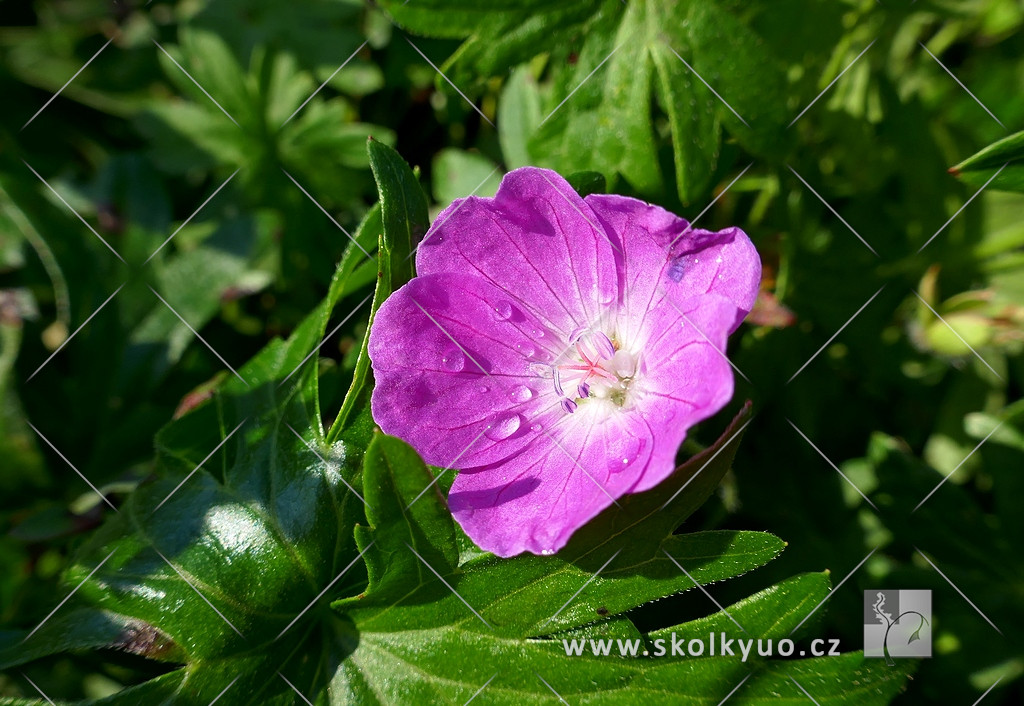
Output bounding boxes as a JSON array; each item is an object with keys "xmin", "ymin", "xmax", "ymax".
[
  {"xmin": 585, "ymin": 194, "xmax": 761, "ymax": 335},
  {"xmin": 416, "ymin": 167, "xmax": 620, "ymax": 338},
  {"xmin": 369, "ymin": 272, "xmax": 562, "ymax": 469},
  {"xmin": 449, "ymin": 409, "xmax": 655, "ymax": 557},
  {"xmin": 628, "ymin": 294, "xmax": 739, "ymax": 492}
]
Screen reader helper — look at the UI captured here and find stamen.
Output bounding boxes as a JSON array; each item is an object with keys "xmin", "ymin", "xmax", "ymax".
[
  {"xmin": 561, "ymin": 398, "xmax": 578, "ymax": 414},
  {"xmin": 553, "ymin": 367, "xmax": 564, "ymax": 396},
  {"xmin": 593, "ymin": 331, "xmax": 616, "ymax": 359},
  {"xmin": 577, "ymin": 382, "xmax": 590, "ymax": 398}
]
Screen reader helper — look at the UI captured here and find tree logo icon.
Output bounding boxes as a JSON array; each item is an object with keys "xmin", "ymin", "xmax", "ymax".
[{"xmin": 864, "ymin": 590, "xmax": 932, "ymax": 663}]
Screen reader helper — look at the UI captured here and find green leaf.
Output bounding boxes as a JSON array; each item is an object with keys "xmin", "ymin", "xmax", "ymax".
[
  {"xmin": 380, "ymin": 0, "xmax": 789, "ymax": 202},
  {"xmin": 565, "ymin": 171, "xmax": 607, "ymax": 197},
  {"xmin": 0, "ymin": 203, "xmax": 383, "ymax": 702},
  {"xmin": 952, "ymin": 129, "xmax": 1024, "ymax": 193},
  {"xmin": 328, "ymin": 140, "xmax": 429, "ymax": 443},
  {"xmin": 431, "ymin": 148, "xmax": 502, "ymax": 208}
]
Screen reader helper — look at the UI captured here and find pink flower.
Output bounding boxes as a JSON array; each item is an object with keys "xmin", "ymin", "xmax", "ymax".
[{"xmin": 368, "ymin": 168, "xmax": 760, "ymax": 557}]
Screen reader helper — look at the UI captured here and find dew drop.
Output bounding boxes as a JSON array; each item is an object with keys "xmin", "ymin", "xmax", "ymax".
[
  {"xmin": 478, "ymin": 384, "xmax": 490, "ymax": 394},
  {"xmin": 540, "ymin": 549, "xmax": 555, "ymax": 556},
  {"xmin": 441, "ymin": 349, "xmax": 465, "ymax": 372},
  {"xmin": 492, "ymin": 301, "xmax": 513, "ymax": 321},
  {"xmin": 510, "ymin": 385, "xmax": 535, "ymax": 403},
  {"xmin": 516, "ymin": 342, "xmax": 536, "ymax": 358},
  {"xmin": 530, "ymin": 423, "xmax": 544, "ymax": 432},
  {"xmin": 485, "ymin": 413, "xmax": 522, "ymax": 440},
  {"xmin": 609, "ymin": 435, "xmax": 645, "ymax": 474}
]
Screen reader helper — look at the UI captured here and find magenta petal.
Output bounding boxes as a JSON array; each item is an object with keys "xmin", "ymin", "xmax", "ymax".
[
  {"xmin": 369, "ymin": 272, "xmax": 562, "ymax": 469},
  {"xmin": 627, "ymin": 295, "xmax": 739, "ymax": 493},
  {"xmin": 448, "ymin": 413, "xmax": 655, "ymax": 557},
  {"xmin": 416, "ymin": 167, "xmax": 619, "ymax": 338},
  {"xmin": 585, "ymin": 194, "xmax": 761, "ymax": 332}
]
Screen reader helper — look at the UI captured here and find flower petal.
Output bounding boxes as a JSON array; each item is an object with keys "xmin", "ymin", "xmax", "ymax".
[
  {"xmin": 416, "ymin": 167, "xmax": 620, "ymax": 338},
  {"xmin": 627, "ymin": 294, "xmax": 740, "ymax": 492},
  {"xmin": 369, "ymin": 272, "xmax": 563, "ymax": 469},
  {"xmin": 585, "ymin": 194, "xmax": 761, "ymax": 334},
  {"xmin": 448, "ymin": 409, "xmax": 655, "ymax": 557}
]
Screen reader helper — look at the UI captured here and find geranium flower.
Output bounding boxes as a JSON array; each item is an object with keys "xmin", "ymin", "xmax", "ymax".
[{"xmin": 368, "ymin": 167, "xmax": 759, "ymax": 557}]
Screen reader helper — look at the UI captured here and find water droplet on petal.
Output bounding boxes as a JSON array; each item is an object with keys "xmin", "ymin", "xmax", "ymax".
[
  {"xmin": 609, "ymin": 434, "xmax": 646, "ymax": 473},
  {"xmin": 441, "ymin": 349, "xmax": 465, "ymax": 372},
  {"xmin": 478, "ymin": 384, "xmax": 490, "ymax": 394},
  {"xmin": 510, "ymin": 385, "xmax": 534, "ymax": 403},
  {"xmin": 540, "ymin": 548, "xmax": 555, "ymax": 556},
  {"xmin": 516, "ymin": 342, "xmax": 535, "ymax": 359},
  {"xmin": 492, "ymin": 301, "xmax": 513, "ymax": 321},
  {"xmin": 530, "ymin": 423, "xmax": 544, "ymax": 432},
  {"xmin": 485, "ymin": 413, "xmax": 522, "ymax": 440}
]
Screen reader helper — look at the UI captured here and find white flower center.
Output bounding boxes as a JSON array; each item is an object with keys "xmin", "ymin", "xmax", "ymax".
[{"xmin": 548, "ymin": 330, "xmax": 638, "ymax": 414}]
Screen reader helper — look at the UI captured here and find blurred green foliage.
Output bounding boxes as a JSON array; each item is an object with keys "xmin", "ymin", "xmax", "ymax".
[{"xmin": 1, "ymin": 0, "xmax": 1023, "ymax": 703}]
